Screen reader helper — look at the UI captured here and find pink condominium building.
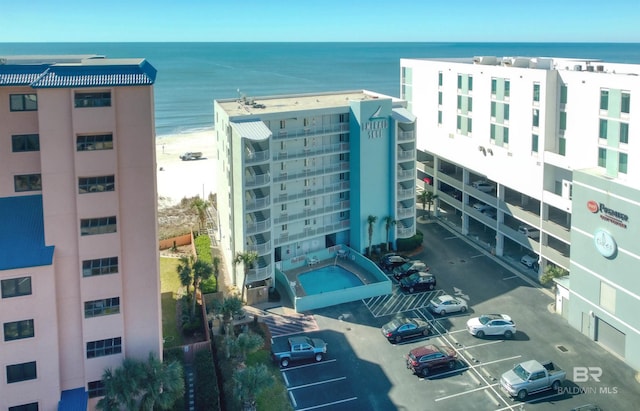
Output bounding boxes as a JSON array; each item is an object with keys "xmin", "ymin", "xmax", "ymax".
[{"xmin": 0, "ymin": 56, "xmax": 162, "ymax": 410}]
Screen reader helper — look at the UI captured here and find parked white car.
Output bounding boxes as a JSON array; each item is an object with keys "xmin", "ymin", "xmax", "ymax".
[
  {"xmin": 518, "ymin": 225, "xmax": 540, "ymax": 239},
  {"xmin": 466, "ymin": 314, "xmax": 516, "ymax": 339},
  {"xmin": 428, "ymin": 294, "xmax": 468, "ymax": 315},
  {"xmin": 472, "ymin": 181, "xmax": 495, "ymax": 193},
  {"xmin": 472, "ymin": 202, "xmax": 492, "ymax": 213},
  {"xmin": 521, "ymin": 254, "xmax": 539, "ymax": 270}
]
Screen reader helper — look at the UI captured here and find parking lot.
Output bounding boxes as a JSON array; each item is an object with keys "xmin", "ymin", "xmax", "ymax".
[{"xmin": 267, "ymin": 221, "xmax": 639, "ymax": 411}]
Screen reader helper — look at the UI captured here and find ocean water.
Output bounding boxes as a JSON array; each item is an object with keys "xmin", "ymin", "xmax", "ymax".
[{"xmin": 1, "ymin": 42, "xmax": 639, "ymax": 136}]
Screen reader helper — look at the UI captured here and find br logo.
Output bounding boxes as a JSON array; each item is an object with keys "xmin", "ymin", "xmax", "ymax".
[{"xmin": 573, "ymin": 366, "xmax": 602, "ymax": 382}]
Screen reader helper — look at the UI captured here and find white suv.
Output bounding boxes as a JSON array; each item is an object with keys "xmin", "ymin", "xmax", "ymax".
[
  {"xmin": 472, "ymin": 181, "xmax": 494, "ymax": 193},
  {"xmin": 520, "ymin": 254, "xmax": 539, "ymax": 270},
  {"xmin": 518, "ymin": 225, "xmax": 540, "ymax": 239}
]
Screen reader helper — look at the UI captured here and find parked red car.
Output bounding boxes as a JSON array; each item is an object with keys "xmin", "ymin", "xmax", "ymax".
[{"xmin": 406, "ymin": 344, "xmax": 458, "ymax": 377}]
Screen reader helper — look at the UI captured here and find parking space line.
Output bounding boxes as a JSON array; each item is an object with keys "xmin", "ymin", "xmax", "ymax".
[
  {"xmin": 289, "ymin": 391, "xmax": 297, "ymax": 408},
  {"xmin": 444, "ymin": 236, "xmax": 458, "ymax": 240},
  {"xmin": 283, "ymin": 372, "xmax": 290, "ymax": 387},
  {"xmin": 502, "ymin": 275, "xmax": 519, "ymax": 280},
  {"xmin": 470, "ymin": 254, "xmax": 485, "ymax": 258},
  {"xmin": 494, "ymin": 391, "xmax": 564, "ymax": 411},
  {"xmin": 296, "ymin": 397, "xmax": 358, "ymax": 411},
  {"xmin": 459, "ymin": 340, "xmax": 504, "ymax": 350},
  {"xmin": 287, "ymin": 376, "xmax": 346, "ymax": 391},
  {"xmin": 467, "ymin": 355, "xmax": 522, "ymax": 369},
  {"xmin": 434, "ymin": 383, "xmax": 500, "ymax": 401},
  {"xmin": 281, "ymin": 359, "xmax": 337, "ymax": 372}
]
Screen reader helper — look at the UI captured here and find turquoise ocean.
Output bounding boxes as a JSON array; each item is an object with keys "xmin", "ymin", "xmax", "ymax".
[{"xmin": 1, "ymin": 42, "xmax": 639, "ymax": 137}]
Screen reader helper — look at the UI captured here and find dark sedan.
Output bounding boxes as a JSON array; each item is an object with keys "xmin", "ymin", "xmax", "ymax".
[
  {"xmin": 378, "ymin": 253, "xmax": 410, "ymax": 271},
  {"xmin": 392, "ymin": 260, "xmax": 430, "ymax": 280},
  {"xmin": 381, "ymin": 315, "xmax": 432, "ymax": 343},
  {"xmin": 406, "ymin": 344, "xmax": 458, "ymax": 377},
  {"xmin": 399, "ymin": 272, "xmax": 436, "ymax": 293}
]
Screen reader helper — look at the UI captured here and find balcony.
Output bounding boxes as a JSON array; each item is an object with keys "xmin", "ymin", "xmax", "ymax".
[
  {"xmin": 397, "ymin": 187, "xmax": 414, "ymax": 200},
  {"xmin": 244, "ymin": 172, "xmax": 270, "ymax": 188},
  {"xmin": 273, "ymin": 142, "xmax": 349, "ymax": 161},
  {"xmin": 397, "ymin": 168, "xmax": 415, "ymax": 181},
  {"xmin": 397, "ymin": 223, "xmax": 415, "ymax": 238},
  {"xmin": 246, "ymin": 263, "xmax": 273, "ymax": 283},
  {"xmin": 271, "ymin": 123, "xmax": 350, "ymax": 140},
  {"xmin": 272, "ymin": 162, "xmax": 349, "ymax": 183},
  {"xmin": 246, "ymin": 218, "xmax": 271, "ymax": 235},
  {"xmin": 245, "ymin": 149, "xmax": 270, "ymax": 164},
  {"xmin": 246, "ymin": 240, "xmax": 271, "ymax": 255},
  {"xmin": 396, "ymin": 205, "xmax": 415, "ymax": 219},
  {"xmin": 273, "ymin": 219, "xmax": 350, "ymax": 246},
  {"xmin": 245, "ymin": 195, "xmax": 270, "ymax": 212},
  {"xmin": 398, "ymin": 130, "xmax": 415, "ymax": 141},
  {"xmin": 397, "ymin": 149, "xmax": 415, "ymax": 161},
  {"xmin": 273, "ymin": 181, "xmax": 350, "ymax": 204},
  {"xmin": 273, "ymin": 200, "xmax": 350, "ymax": 224}
]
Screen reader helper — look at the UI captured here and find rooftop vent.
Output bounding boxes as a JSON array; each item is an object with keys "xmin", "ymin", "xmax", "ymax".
[
  {"xmin": 574, "ymin": 65, "xmax": 582, "ymax": 71},
  {"xmin": 596, "ymin": 65, "xmax": 605, "ymax": 72},
  {"xmin": 587, "ymin": 65, "xmax": 595, "ymax": 72}
]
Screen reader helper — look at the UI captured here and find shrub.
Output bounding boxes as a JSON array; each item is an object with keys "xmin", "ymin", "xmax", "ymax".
[
  {"xmin": 200, "ymin": 277, "xmax": 217, "ymax": 294},
  {"xmin": 194, "ymin": 349, "xmax": 220, "ymax": 411},
  {"xmin": 194, "ymin": 235, "xmax": 212, "ymax": 264},
  {"xmin": 396, "ymin": 229, "xmax": 424, "ymax": 252}
]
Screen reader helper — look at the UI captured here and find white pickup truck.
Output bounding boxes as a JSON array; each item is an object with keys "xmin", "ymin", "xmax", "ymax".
[
  {"xmin": 500, "ymin": 360, "xmax": 566, "ymax": 400},
  {"xmin": 179, "ymin": 152, "xmax": 203, "ymax": 161}
]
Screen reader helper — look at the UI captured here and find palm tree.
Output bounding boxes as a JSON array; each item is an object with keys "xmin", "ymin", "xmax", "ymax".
[
  {"xmin": 191, "ymin": 259, "xmax": 213, "ymax": 317},
  {"xmin": 138, "ymin": 353, "xmax": 185, "ymax": 410},
  {"xmin": 383, "ymin": 216, "xmax": 396, "ymax": 252},
  {"xmin": 232, "ymin": 332, "xmax": 264, "ymax": 364},
  {"xmin": 418, "ymin": 190, "xmax": 428, "ymax": 211},
  {"xmin": 233, "ymin": 364, "xmax": 274, "ymax": 411},
  {"xmin": 425, "ymin": 191, "xmax": 439, "ymax": 219},
  {"xmin": 366, "ymin": 215, "xmax": 378, "ymax": 256},
  {"xmin": 234, "ymin": 251, "xmax": 259, "ymax": 302},
  {"xmin": 191, "ymin": 197, "xmax": 210, "ymax": 232},
  {"xmin": 212, "ymin": 255, "xmax": 221, "ymax": 292},
  {"xmin": 176, "ymin": 255, "xmax": 194, "ymax": 297},
  {"xmin": 215, "ymin": 295, "xmax": 244, "ymax": 338},
  {"xmin": 97, "ymin": 358, "xmax": 143, "ymax": 410}
]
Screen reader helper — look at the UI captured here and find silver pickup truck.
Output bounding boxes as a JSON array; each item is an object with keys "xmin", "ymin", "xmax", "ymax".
[
  {"xmin": 500, "ymin": 360, "xmax": 566, "ymax": 400},
  {"xmin": 179, "ymin": 151, "xmax": 203, "ymax": 161},
  {"xmin": 271, "ymin": 335, "xmax": 327, "ymax": 367}
]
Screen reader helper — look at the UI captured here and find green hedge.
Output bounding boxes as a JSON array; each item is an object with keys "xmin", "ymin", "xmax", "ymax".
[
  {"xmin": 195, "ymin": 235, "xmax": 212, "ymax": 264},
  {"xmin": 396, "ymin": 229, "xmax": 424, "ymax": 252},
  {"xmin": 194, "ymin": 349, "xmax": 220, "ymax": 410}
]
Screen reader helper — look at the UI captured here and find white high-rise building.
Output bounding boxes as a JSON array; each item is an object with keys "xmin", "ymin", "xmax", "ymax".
[{"xmin": 402, "ymin": 56, "xmax": 640, "ymax": 370}]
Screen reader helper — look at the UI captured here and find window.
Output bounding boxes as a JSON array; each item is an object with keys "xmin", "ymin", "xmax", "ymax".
[
  {"xmin": 304, "ymin": 199, "xmax": 310, "ymax": 206},
  {"xmin": 620, "ymin": 122, "xmax": 629, "ymax": 144},
  {"xmin": 281, "ymin": 224, "xmax": 287, "ymax": 231},
  {"xmin": 83, "ymin": 257, "xmax": 118, "ymax": 277},
  {"xmin": 281, "ymin": 204, "xmax": 287, "ymax": 211},
  {"xmin": 560, "ymin": 85, "xmax": 568, "ymax": 104},
  {"xmin": 86, "ymin": 337, "xmax": 122, "ymax": 358},
  {"xmin": 9, "ymin": 403, "xmax": 39, "ymax": 411},
  {"xmin": 491, "ymin": 78, "xmax": 497, "ymax": 95},
  {"xmin": 339, "ymin": 113, "xmax": 349, "ymax": 123},
  {"xmin": 1, "ymin": 277, "xmax": 32, "ymax": 298},
  {"xmin": 599, "ymin": 119, "xmax": 608, "ymax": 140},
  {"xmin": 456, "ymin": 115, "xmax": 462, "ymax": 131},
  {"xmin": 468, "ymin": 75, "xmax": 473, "ymax": 91},
  {"xmin": 14, "ymin": 174, "xmax": 42, "ymax": 192},
  {"xmin": 4, "ymin": 319, "xmax": 34, "ymax": 341},
  {"xmin": 85, "ymin": 297, "xmax": 120, "ymax": 318},
  {"xmin": 80, "ymin": 216, "xmax": 117, "ymax": 236},
  {"xmin": 279, "ymin": 120, "xmax": 285, "ymax": 129},
  {"xmin": 438, "ymin": 92, "xmax": 442, "ymax": 105},
  {"xmin": 491, "ymin": 101, "xmax": 496, "ymax": 117},
  {"xmin": 598, "ymin": 148, "xmax": 607, "ymax": 167},
  {"xmin": 12, "ymin": 134, "xmax": 40, "ymax": 152},
  {"xmin": 490, "ymin": 124, "xmax": 496, "ymax": 141},
  {"xmin": 6, "ymin": 361, "xmax": 37, "ymax": 383},
  {"xmin": 437, "ymin": 111, "xmax": 442, "ymax": 125},
  {"xmin": 600, "ymin": 89, "xmax": 609, "ymax": 110},
  {"xmin": 79, "ymin": 175, "xmax": 115, "ymax": 193},
  {"xmin": 621, "ymin": 92, "xmax": 630, "ymax": 114},
  {"xmin": 619, "ymin": 153, "xmax": 628, "ymax": 174},
  {"xmin": 559, "ymin": 111, "xmax": 567, "ymax": 131},
  {"xmin": 503, "ymin": 103, "xmax": 509, "ymax": 120},
  {"xmin": 533, "ymin": 83, "xmax": 540, "ymax": 102},
  {"xmin": 280, "ymin": 183, "xmax": 286, "ymax": 191},
  {"xmin": 599, "ymin": 281, "xmax": 616, "ymax": 313},
  {"xmin": 504, "ymin": 80, "xmax": 510, "ymax": 97},
  {"xmin": 503, "ymin": 127, "xmax": 509, "ymax": 144},
  {"xmin": 467, "ymin": 118, "xmax": 472, "ymax": 133},
  {"xmin": 457, "ymin": 74, "xmax": 462, "ymax": 89},
  {"xmin": 10, "ymin": 94, "xmax": 37, "ymax": 111},
  {"xmin": 532, "ymin": 109, "xmax": 539, "ymax": 127},
  {"xmin": 532, "ymin": 134, "xmax": 539, "ymax": 153},
  {"xmin": 468, "ymin": 97, "xmax": 473, "ymax": 112},
  {"xmin": 303, "ymin": 118, "xmax": 309, "ymax": 127},
  {"xmin": 559, "ymin": 137, "xmax": 566, "ymax": 156},
  {"xmin": 457, "ymin": 95, "xmax": 462, "ymax": 110},
  {"xmin": 74, "ymin": 92, "xmax": 111, "ymax": 108},
  {"xmin": 438, "ymin": 71, "xmax": 443, "ymax": 86},
  {"xmin": 88, "ymin": 380, "xmax": 106, "ymax": 398},
  {"xmin": 77, "ymin": 134, "xmax": 113, "ymax": 151}
]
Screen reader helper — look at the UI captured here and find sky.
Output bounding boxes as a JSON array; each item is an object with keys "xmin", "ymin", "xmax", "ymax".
[{"xmin": 1, "ymin": 0, "xmax": 639, "ymax": 43}]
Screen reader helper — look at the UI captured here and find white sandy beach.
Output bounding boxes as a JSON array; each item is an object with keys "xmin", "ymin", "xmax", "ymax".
[{"xmin": 155, "ymin": 129, "xmax": 218, "ymax": 206}]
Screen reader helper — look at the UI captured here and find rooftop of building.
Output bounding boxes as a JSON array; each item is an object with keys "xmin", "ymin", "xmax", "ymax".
[
  {"xmin": 403, "ymin": 56, "xmax": 640, "ymax": 75},
  {"xmin": 0, "ymin": 55, "xmax": 157, "ymax": 87},
  {"xmin": 216, "ymin": 89, "xmax": 402, "ymax": 118}
]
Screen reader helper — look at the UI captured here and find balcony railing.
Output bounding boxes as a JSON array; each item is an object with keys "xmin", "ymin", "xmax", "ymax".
[
  {"xmin": 273, "ymin": 142, "xmax": 349, "ymax": 161},
  {"xmin": 246, "ymin": 264, "xmax": 273, "ymax": 283},
  {"xmin": 273, "ymin": 200, "xmax": 350, "ymax": 224},
  {"xmin": 272, "ymin": 161, "xmax": 349, "ymax": 183},
  {"xmin": 245, "ymin": 195, "xmax": 270, "ymax": 211},
  {"xmin": 397, "ymin": 187, "xmax": 414, "ymax": 199},
  {"xmin": 274, "ymin": 220, "xmax": 350, "ymax": 246},
  {"xmin": 396, "ymin": 205, "xmax": 415, "ymax": 219},
  {"xmin": 398, "ymin": 130, "xmax": 415, "ymax": 141},
  {"xmin": 397, "ymin": 149, "xmax": 415, "ymax": 161},
  {"xmin": 245, "ymin": 218, "xmax": 271, "ymax": 235},
  {"xmin": 246, "ymin": 240, "xmax": 271, "ymax": 255},
  {"xmin": 244, "ymin": 149, "xmax": 270, "ymax": 164},
  {"xmin": 273, "ymin": 181, "xmax": 350, "ymax": 204},
  {"xmin": 397, "ymin": 224, "xmax": 415, "ymax": 237},
  {"xmin": 397, "ymin": 168, "xmax": 414, "ymax": 181},
  {"xmin": 244, "ymin": 172, "xmax": 271, "ymax": 188},
  {"xmin": 272, "ymin": 123, "xmax": 350, "ymax": 140}
]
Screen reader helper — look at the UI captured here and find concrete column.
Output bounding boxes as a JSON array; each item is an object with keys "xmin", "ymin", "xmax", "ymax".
[
  {"xmin": 495, "ymin": 233, "xmax": 504, "ymax": 256},
  {"xmin": 461, "ymin": 213, "xmax": 469, "ymax": 235}
]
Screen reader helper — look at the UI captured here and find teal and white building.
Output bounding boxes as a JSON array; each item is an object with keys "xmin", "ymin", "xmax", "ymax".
[
  {"xmin": 214, "ymin": 90, "xmax": 416, "ymax": 295},
  {"xmin": 401, "ymin": 56, "xmax": 640, "ymax": 370}
]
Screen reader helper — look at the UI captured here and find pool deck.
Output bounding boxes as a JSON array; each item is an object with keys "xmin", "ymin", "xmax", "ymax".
[{"xmin": 283, "ymin": 257, "xmax": 381, "ymax": 298}]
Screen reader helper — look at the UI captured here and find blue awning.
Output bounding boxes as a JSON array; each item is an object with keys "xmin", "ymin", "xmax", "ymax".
[
  {"xmin": 391, "ymin": 107, "xmax": 416, "ymax": 123},
  {"xmin": 231, "ymin": 119, "xmax": 273, "ymax": 140},
  {"xmin": 58, "ymin": 388, "xmax": 88, "ymax": 411}
]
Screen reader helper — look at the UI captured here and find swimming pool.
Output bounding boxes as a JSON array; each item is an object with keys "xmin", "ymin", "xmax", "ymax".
[{"xmin": 298, "ymin": 265, "xmax": 364, "ymax": 295}]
